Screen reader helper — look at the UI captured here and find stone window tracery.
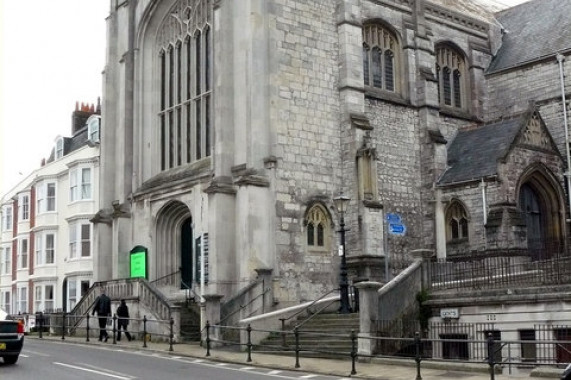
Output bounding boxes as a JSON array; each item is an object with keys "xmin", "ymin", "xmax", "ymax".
[
  {"xmin": 363, "ymin": 24, "xmax": 398, "ymax": 93},
  {"xmin": 306, "ymin": 204, "xmax": 330, "ymax": 250},
  {"xmin": 446, "ymin": 201, "xmax": 469, "ymax": 241},
  {"xmin": 436, "ymin": 45, "xmax": 466, "ymax": 110},
  {"xmin": 157, "ymin": 0, "xmax": 212, "ymax": 172}
]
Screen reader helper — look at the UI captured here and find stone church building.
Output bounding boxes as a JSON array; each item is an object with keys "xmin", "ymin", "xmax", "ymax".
[{"xmin": 95, "ymin": 0, "xmax": 571, "ymax": 320}]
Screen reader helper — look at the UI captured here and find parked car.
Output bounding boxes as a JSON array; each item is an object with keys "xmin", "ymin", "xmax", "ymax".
[
  {"xmin": 562, "ymin": 363, "xmax": 571, "ymax": 380},
  {"xmin": 0, "ymin": 311, "xmax": 24, "ymax": 364}
]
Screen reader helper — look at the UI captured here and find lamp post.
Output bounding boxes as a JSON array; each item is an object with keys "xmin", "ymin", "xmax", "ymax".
[{"xmin": 334, "ymin": 193, "xmax": 352, "ymax": 314}]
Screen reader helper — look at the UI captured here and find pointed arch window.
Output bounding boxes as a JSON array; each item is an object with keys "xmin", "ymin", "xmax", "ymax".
[
  {"xmin": 363, "ymin": 24, "xmax": 399, "ymax": 93},
  {"xmin": 157, "ymin": 0, "xmax": 212, "ymax": 172},
  {"xmin": 306, "ymin": 204, "xmax": 330, "ymax": 251},
  {"xmin": 436, "ymin": 45, "xmax": 467, "ymax": 110},
  {"xmin": 446, "ymin": 201, "xmax": 469, "ymax": 241}
]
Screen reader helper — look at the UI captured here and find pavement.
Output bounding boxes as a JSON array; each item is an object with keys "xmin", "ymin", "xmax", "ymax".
[{"xmin": 27, "ymin": 333, "xmax": 564, "ymax": 380}]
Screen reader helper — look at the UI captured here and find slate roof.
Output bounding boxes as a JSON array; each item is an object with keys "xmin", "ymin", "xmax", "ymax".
[
  {"xmin": 438, "ymin": 117, "xmax": 523, "ymax": 185},
  {"xmin": 487, "ymin": 0, "xmax": 571, "ymax": 73},
  {"xmin": 45, "ymin": 126, "xmax": 91, "ymax": 164}
]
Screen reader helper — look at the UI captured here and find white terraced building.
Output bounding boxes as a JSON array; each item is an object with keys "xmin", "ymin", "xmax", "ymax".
[{"xmin": 0, "ymin": 104, "xmax": 101, "ymax": 316}]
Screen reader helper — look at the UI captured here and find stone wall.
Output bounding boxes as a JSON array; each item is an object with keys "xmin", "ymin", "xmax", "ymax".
[{"xmin": 271, "ymin": 0, "xmax": 342, "ymax": 304}]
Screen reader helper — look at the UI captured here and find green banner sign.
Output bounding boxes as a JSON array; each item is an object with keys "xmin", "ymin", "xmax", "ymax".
[{"xmin": 130, "ymin": 246, "xmax": 148, "ymax": 279}]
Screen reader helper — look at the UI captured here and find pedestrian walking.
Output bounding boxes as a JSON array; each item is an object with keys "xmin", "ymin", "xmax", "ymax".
[
  {"xmin": 92, "ymin": 288, "xmax": 111, "ymax": 342},
  {"xmin": 116, "ymin": 299, "xmax": 132, "ymax": 342}
]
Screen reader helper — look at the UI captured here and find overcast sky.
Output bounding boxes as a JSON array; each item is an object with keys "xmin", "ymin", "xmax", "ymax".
[
  {"xmin": 0, "ymin": 0, "xmax": 108, "ymax": 195},
  {"xmin": 0, "ymin": 0, "xmax": 532, "ymax": 195}
]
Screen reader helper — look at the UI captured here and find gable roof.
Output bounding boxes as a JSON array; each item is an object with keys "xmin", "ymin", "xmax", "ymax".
[
  {"xmin": 487, "ymin": 0, "xmax": 571, "ymax": 73},
  {"xmin": 438, "ymin": 118, "xmax": 521, "ymax": 185},
  {"xmin": 437, "ymin": 110, "xmax": 560, "ymax": 186}
]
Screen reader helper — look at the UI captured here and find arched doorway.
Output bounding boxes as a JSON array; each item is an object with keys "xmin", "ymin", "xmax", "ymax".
[
  {"xmin": 180, "ymin": 218, "xmax": 193, "ymax": 287},
  {"xmin": 519, "ymin": 184, "xmax": 544, "ymax": 259},
  {"xmin": 155, "ymin": 201, "xmax": 193, "ymax": 289},
  {"xmin": 517, "ymin": 168, "xmax": 564, "ymax": 261}
]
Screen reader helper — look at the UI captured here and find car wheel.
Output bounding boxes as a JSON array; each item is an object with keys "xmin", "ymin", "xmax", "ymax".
[{"xmin": 3, "ymin": 355, "xmax": 19, "ymax": 364}]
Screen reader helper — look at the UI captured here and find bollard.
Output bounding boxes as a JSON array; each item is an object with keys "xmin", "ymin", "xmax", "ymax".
[
  {"xmin": 487, "ymin": 333, "xmax": 495, "ymax": 380},
  {"xmin": 415, "ymin": 332, "xmax": 422, "ymax": 380},
  {"xmin": 62, "ymin": 312, "xmax": 66, "ymax": 340},
  {"xmin": 143, "ymin": 315, "xmax": 148, "ymax": 348},
  {"xmin": 205, "ymin": 321, "xmax": 211, "ymax": 357},
  {"xmin": 294, "ymin": 327, "xmax": 300, "ymax": 369},
  {"xmin": 86, "ymin": 314, "xmax": 90, "ymax": 342},
  {"xmin": 39, "ymin": 312, "xmax": 43, "ymax": 339},
  {"xmin": 350, "ymin": 330, "xmax": 357, "ymax": 375},
  {"xmin": 112, "ymin": 314, "xmax": 117, "ymax": 345},
  {"xmin": 246, "ymin": 324, "xmax": 252, "ymax": 363},
  {"xmin": 169, "ymin": 317, "xmax": 174, "ymax": 352}
]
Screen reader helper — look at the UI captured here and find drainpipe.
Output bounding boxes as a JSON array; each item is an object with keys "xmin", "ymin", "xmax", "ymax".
[
  {"xmin": 481, "ymin": 178, "xmax": 487, "ymax": 225},
  {"xmin": 557, "ymin": 53, "xmax": 571, "ymax": 222}
]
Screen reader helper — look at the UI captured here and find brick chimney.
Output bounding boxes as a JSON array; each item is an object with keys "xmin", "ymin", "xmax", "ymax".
[{"xmin": 71, "ymin": 100, "xmax": 99, "ymax": 135}]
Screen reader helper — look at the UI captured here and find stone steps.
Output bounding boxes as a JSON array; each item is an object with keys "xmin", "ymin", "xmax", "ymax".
[{"xmin": 259, "ymin": 312, "xmax": 359, "ymax": 355}]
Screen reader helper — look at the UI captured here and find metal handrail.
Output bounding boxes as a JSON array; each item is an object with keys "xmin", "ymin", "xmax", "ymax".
[
  {"xmin": 281, "ymin": 288, "xmax": 339, "ymax": 326},
  {"xmin": 294, "ymin": 296, "xmax": 339, "ymax": 331},
  {"xmin": 149, "ymin": 270, "xmax": 180, "ymax": 286},
  {"xmin": 219, "ymin": 287, "xmax": 270, "ymax": 325}
]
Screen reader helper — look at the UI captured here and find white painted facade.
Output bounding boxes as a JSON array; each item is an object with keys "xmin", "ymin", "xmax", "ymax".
[{"xmin": 0, "ymin": 114, "xmax": 100, "ymax": 315}]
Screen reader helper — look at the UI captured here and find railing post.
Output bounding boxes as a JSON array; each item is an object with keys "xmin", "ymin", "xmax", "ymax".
[
  {"xmin": 39, "ymin": 312, "xmax": 43, "ymax": 339},
  {"xmin": 350, "ymin": 329, "xmax": 357, "ymax": 375},
  {"xmin": 169, "ymin": 317, "xmax": 174, "ymax": 352},
  {"xmin": 86, "ymin": 313, "xmax": 90, "ymax": 342},
  {"xmin": 112, "ymin": 314, "xmax": 117, "ymax": 345},
  {"xmin": 487, "ymin": 333, "xmax": 495, "ymax": 380},
  {"xmin": 415, "ymin": 331, "xmax": 423, "ymax": 380},
  {"xmin": 205, "ymin": 321, "xmax": 211, "ymax": 357},
  {"xmin": 246, "ymin": 324, "xmax": 252, "ymax": 363},
  {"xmin": 61, "ymin": 312, "xmax": 66, "ymax": 340},
  {"xmin": 143, "ymin": 315, "xmax": 148, "ymax": 348},
  {"xmin": 280, "ymin": 318, "xmax": 287, "ymax": 347},
  {"xmin": 294, "ymin": 327, "xmax": 300, "ymax": 369}
]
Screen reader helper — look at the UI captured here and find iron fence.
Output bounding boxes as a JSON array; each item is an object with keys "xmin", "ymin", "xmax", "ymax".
[
  {"xmin": 376, "ymin": 320, "xmax": 571, "ymax": 366},
  {"xmin": 202, "ymin": 322, "xmax": 571, "ymax": 378},
  {"xmin": 32, "ymin": 312, "xmax": 175, "ymax": 351},
  {"xmin": 431, "ymin": 254, "xmax": 571, "ymax": 291}
]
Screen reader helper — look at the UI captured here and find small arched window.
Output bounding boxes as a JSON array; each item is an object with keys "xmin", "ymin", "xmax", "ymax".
[
  {"xmin": 363, "ymin": 24, "xmax": 399, "ymax": 93},
  {"xmin": 446, "ymin": 201, "xmax": 469, "ymax": 241},
  {"xmin": 436, "ymin": 45, "xmax": 467, "ymax": 110},
  {"xmin": 306, "ymin": 204, "xmax": 330, "ymax": 250}
]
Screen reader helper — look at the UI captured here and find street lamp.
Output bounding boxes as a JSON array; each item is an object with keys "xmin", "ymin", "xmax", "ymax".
[{"xmin": 334, "ymin": 193, "xmax": 352, "ymax": 314}]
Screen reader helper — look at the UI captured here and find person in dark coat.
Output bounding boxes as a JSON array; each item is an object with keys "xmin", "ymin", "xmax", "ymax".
[
  {"xmin": 116, "ymin": 299, "xmax": 132, "ymax": 342},
  {"xmin": 92, "ymin": 288, "xmax": 111, "ymax": 342}
]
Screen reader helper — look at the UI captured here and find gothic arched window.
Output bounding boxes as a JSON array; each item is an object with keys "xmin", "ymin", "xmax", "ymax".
[
  {"xmin": 157, "ymin": 0, "xmax": 212, "ymax": 172},
  {"xmin": 446, "ymin": 201, "xmax": 469, "ymax": 241},
  {"xmin": 363, "ymin": 24, "xmax": 399, "ymax": 93},
  {"xmin": 436, "ymin": 44, "xmax": 467, "ymax": 110},
  {"xmin": 306, "ymin": 204, "xmax": 330, "ymax": 250}
]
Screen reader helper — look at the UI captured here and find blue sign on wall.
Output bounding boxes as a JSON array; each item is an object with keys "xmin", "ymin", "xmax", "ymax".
[
  {"xmin": 388, "ymin": 222, "xmax": 406, "ymax": 236},
  {"xmin": 386, "ymin": 213, "xmax": 401, "ymax": 223}
]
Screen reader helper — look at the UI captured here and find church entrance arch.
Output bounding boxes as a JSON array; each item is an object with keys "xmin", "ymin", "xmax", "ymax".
[
  {"xmin": 155, "ymin": 201, "xmax": 193, "ymax": 289},
  {"xmin": 517, "ymin": 168, "xmax": 564, "ymax": 260}
]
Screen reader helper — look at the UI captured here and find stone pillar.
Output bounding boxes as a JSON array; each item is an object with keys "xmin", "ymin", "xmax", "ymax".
[
  {"xmin": 354, "ymin": 281, "xmax": 383, "ymax": 357},
  {"xmin": 201, "ymin": 294, "xmax": 224, "ymax": 343},
  {"xmin": 434, "ymin": 188, "xmax": 447, "ymax": 261},
  {"xmin": 411, "ymin": 249, "xmax": 434, "ymax": 289}
]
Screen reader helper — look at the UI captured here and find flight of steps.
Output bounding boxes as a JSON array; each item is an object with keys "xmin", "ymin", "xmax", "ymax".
[
  {"xmin": 256, "ymin": 312, "xmax": 360, "ymax": 358},
  {"xmin": 177, "ymin": 302, "xmax": 201, "ymax": 342}
]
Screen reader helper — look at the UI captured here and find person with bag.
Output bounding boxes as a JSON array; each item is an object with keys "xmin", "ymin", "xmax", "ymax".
[
  {"xmin": 116, "ymin": 299, "xmax": 132, "ymax": 342},
  {"xmin": 92, "ymin": 287, "xmax": 111, "ymax": 342}
]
